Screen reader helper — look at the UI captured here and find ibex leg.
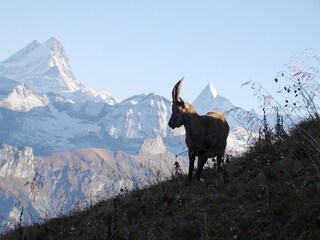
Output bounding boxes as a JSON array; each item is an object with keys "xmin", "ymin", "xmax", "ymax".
[
  {"xmin": 188, "ymin": 151, "xmax": 196, "ymax": 181},
  {"xmin": 195, "ymin": 155, "xmax": 207, "ymax": 180},
  {"xmin": 217, "ymin": 154, "xmax": 223, "ymax": 169}
]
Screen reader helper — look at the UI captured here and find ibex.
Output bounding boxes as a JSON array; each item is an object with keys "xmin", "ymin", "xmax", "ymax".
[{"xmin": 168, "ymin": 78, "xmax": 229, "ymax": 181}]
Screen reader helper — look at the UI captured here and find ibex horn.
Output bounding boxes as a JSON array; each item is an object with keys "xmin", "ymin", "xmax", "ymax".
[{"xmin": 172, "ymin": 77, "xmax": 184, "ymax": 103}]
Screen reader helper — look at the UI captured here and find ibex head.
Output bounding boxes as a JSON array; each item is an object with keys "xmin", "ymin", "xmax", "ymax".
[{"xmin": 168, "ymin": 78, "xmax": 197, "ymax": 129}]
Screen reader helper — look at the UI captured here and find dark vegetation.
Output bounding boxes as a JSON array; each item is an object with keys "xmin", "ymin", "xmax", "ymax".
[{"xmin": 2, "ymin": 50, "xmax": 320, "ymax": 239}]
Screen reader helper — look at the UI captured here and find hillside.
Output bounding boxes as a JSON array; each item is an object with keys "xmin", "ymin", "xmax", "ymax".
[{"xmin": 2, "ymin": 119, "xmax": 320, "ymax": 239}]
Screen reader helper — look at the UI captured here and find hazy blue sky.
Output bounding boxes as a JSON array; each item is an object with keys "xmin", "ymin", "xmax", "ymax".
[{"xmin": 1, "ymin": 1, "xmax": 319, "ymax": 112}]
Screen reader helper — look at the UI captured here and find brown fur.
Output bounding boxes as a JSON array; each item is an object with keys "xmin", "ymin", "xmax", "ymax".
[{"xmin": 168, "ymin": 79, "xmax": 229, "ymax": 181}]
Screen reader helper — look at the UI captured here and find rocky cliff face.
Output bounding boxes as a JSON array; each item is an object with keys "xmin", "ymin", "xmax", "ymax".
[{"xmin": 0, "ymin": 142, "xmax": 187, "ymax": 232}]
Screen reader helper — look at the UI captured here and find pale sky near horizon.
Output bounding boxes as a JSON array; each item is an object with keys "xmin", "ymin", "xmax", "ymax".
[{"xmin": 1, "ymin": 1, "xmax": 320, "ymax": 113}]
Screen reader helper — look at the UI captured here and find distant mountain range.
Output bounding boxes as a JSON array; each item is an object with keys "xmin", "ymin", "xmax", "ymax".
[{"xmin": 0, "ymin": 38, "xmax": 261, "ymax": 231}]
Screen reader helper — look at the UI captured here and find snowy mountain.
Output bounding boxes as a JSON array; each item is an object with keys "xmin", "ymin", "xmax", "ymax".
[
  {"xmin": 0, "ymin": 76, "xmax": 48, "ymax": 112},
  {"xmin": 101, "ymin": 93, "xmax": 178, "ymax": 139},
  {"xmin": 0, "ymin": 38, "xmax": 260, "ymax": 155},
  {"xmin": 193, "ymin": 83, "xmax": 234, "ymax": 114},
  {"xmin": 0, "ymin": 91, "xmax": 172, "ymax": 155},
  {"xmin": 0, "ymin": 38, "xmax": 83, "ymax": 93},
  {"xmin": 0, "ymin": 38, "xmax": 118, "ymax": 104},
  {"xmin": 0, "ymin": 38, "xmax": 261, "ymax": 232}
]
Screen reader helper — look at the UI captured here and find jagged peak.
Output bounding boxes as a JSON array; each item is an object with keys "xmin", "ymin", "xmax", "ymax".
[
  {"xmin": 2, "ymin": 37, "xmax": 67, "ymax": 65},
  {"xmin": 0, "ymin": 38, "xmax": 119, "ymax": 101},
  {"xmin": 45, "ymin": 37, "xmax": 61, "ymax": 45},
  {"xmin": 193, "ymin": 82, "xmax": 235, "ymax": 115},
  {"xmin": 44, "ymin": 37, "xmax": 66, "ymax": 58},
  {"xmin": 193, "ymin": 83, "xmax": 219, "ymax": 103},
  {"xmin": 206, "ymin": 82, "xmax": 218, "ymax": 98}
]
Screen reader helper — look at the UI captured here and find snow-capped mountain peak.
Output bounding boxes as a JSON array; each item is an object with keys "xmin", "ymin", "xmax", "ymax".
[
  {"xmin": 206, "ymin": 82, "xmax": 218, "ymax": 98},
  {"xmin": 45, "ymin": 37, "xmax": 62, "ymax": 53},
  {"xmin": 45, "ymin": 37, "xmax": 73, "ymax": 75},
  {"xmin": 193, "ymin": 82, "xmax": 233, "ymax": 115},
  {"xmin": 0, "ymin": 38, "xmax": 118, "ymax": 104},
  {"xmin": 0, "ymin": 37, "xmax": 81, "ymax": 93},
  {"xmin": 3, "ymin": 37, "xmax": 63, "ymax": 65}
]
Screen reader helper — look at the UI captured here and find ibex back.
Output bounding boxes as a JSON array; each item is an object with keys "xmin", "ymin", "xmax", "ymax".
[{"xmin": 168, "ymin": 78, "xmax": 229, "ymax": 181}]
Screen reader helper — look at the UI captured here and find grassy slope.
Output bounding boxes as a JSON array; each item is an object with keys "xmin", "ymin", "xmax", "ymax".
[{"xmin": 2, "ymin": 120, "xmax": 320, "ymax": 240}]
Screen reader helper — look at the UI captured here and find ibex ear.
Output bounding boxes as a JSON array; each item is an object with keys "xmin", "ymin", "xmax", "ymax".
[{"xmin": 179, "ymin": 97, "xmax": 186, "ymax": 108}]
